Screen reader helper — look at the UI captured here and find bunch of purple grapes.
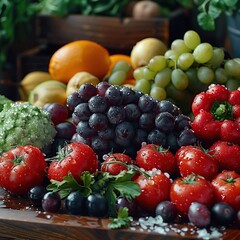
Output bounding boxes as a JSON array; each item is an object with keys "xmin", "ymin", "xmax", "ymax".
[{"xmin": 67, "ymin": 82, "xmax": 197, "ymax": 159}]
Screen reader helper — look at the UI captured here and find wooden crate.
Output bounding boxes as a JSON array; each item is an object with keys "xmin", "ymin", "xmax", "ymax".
[{"xmin": 36, "ymin": 10, "xmax": 188, "ymax": 52}]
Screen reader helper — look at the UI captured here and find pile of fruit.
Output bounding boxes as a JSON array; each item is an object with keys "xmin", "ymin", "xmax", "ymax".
[{"xmin": 0, "ymin": 29, "xmax": 240, "ymax": 235}]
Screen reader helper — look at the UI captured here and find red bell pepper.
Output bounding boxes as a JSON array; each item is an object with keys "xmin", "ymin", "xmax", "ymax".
[{"xmin": 191, "ymin": 84, "xmax": 240, "ymax": 144}]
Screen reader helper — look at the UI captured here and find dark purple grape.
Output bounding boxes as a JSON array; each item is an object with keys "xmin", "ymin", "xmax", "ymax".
[
  {"xmin": 71, "ymin": 112, "xmax": 81, "ymax": 125},
  {"xmin": 73, "ymin": 103, "xmax": 92, "ymax": 121},
  {"xmin": 147, "ymin": 129, "xmax": 166, "ymax": 146},
  {"xmin": 237, "ymin": 210, "xmax": 240, "ymax": 226},
  {"xmin": 155, "ymin": 201, "xmax": 177, "ymax": 223},
  {"xmin": 85, "ymin": 193, "xmax": 108, "ymax": 217},
  {"xmin": 115, "ymin": 121, "xmax": 135, "ymax": 143},
  {"xmin": 139, "ymin": 113, "xmax": 155, "ymax": 130},
  {"xmin": 42, "ymin": 192, "xmax": 61, "ymax": 213},
  {"xmin": 105, "ymin": 85, "xmax": 123, "ymax": 105},
  {"xmin": 71, "ymin": 133, "xmax": 91, "ymax": 145},
  {"xmin": 155, "ymin": 112, "xmax": 175, "ymax": 133},
  {"xmin": 96, "ymin": 81, "xmax": 111, "ymax": 96},
  {"xmin": 89, "ymin": 113, "xmax": 108, "ymax": 131},
  {"xmin": 211, "ymin": 202, "xmax": 235, "ymax": 226},
  {"xmin": 188, "ymin": 202, "xmax": 211, "ymax": 228},
  {"xmin": 43, "ymin": 103, "xmax": 69, "ymax": 125},
  {"xmin": 138, "ymin": 94, "xmax": 155, "ymax": 112},
  {"xmin": 177, "ymin": 128, "xmax": 197, "ymax": 146},
  {"xmin": 120, "ymin": 86, "xmax": 137, "ymax": 104},
  {"xmin": 88, "ymin": 95, "xmax": 108, "ymax": 113},
  {"xmin": 55, "ymin": 121, "xmax": 76, "ymax": 140},
  {"xmin": 124, "ymin": 103, "xmax": 141, "ymax": 121},
  {"xmin": 91, "ymin": 136, "xmax": 109, "ymax": 151},
  {"xmin": 78, "ymin": 83, "xmax": 97, "ymax": 101},
  {"xmin": 134, "ymin": 129, "xmax": 148, "ymax": 147},
  {"xmin": 66, "ymin": 92, "xmax": 83, "ymax": 111},
  {"xmin": 165, "ymin": 132, "xmax": 180, "ymax": 153},
  {"xmin": 28, "ymin": 186, "xmax": 47, "ymax": 207},
  {"xmin": 107, "ymin": 106, "xmax": 125, "ymax": 124},
  {"xmin": 98, "ymin": 128, "xmax": 115, "ymax": 140},
  {"xmin": 174, "ymin": 114, "xmax": 191, "ymax": 132},
  {"xmin": 155, "ymin": 100, "xmax": 180, "ymax": 116},
  {"xmin": 65, "ymin": 191, "xmax": 86, "ymax": 215},
  {"xmin": 76, "ymin": 121, "xmax": 96, "ymax": 138},
  {"xmin": 116, "ymin": 197, "xmax": 137, "ymax": 216}
]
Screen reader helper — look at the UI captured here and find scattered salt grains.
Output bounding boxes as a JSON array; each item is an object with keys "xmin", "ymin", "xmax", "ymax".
[{"xmin": 131, "ymin": 216, "xmax": 224, "ymax": 239}]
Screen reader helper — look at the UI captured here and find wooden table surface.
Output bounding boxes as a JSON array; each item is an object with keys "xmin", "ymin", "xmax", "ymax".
[{"xmin": 0, "ymin": 188, "xmax": 239, "ymax": 240}]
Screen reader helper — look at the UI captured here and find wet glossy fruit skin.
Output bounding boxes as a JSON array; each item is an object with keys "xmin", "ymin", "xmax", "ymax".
[
  {"xmin": 65, "ymin": 191, "xmax": 86, "ymax": 215},
  {"xmin": 42, "ymin": 192, "xmax": 61, "ymax": 213},
  {"xmin": 85, "ymin": 193, "xmax": 108, "ymax": 217}
]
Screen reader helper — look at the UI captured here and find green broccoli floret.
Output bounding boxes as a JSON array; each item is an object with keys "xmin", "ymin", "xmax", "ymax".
[
  {"xmin": 0, "ymin": 95, "xmax": 13, "ymax": 112},
  {"xmin": 0, "ymin": 102, "xmax": 56, "ymax": 152}
]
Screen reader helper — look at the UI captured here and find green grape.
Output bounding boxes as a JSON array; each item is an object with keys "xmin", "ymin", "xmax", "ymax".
[
  {"xmin": 143, "ymin": 67, "xmax": 156, "ymax": 80},
  {"xmin": 183, "ymin": 30, "xmax": 201, "ymax": 50},
  {"xmin": 166, "ymin": 83, "xmax": 185, "ymax": 101},
  {"xmin": 215, "ymin": 68, "xmax": 228, "ymax": 84},
  {"xmin": 193, "ymin": 43, "xmax": 214, "ymax": 64},
  {"xmin": 164, "ymin": 49, "xmax": 179, "ymax": 59},
  {"xmin": 108, "ymin": 70, "xmax": 127, "ymax": 85},
  {"xmin": 207, "ymin": 48, "xmax": 225, "ymax": 69},
  {"xmin": 171, "ymin": 39, "xmax": 191, "ymax": 55},
  {"xmin": 150, "ymin": 86, "xmax": 167, "ymax": 100},
  {"xmin": 171, "ymin": 68, "xmax": 189, "ymax": 90},
  {"xmin": 197, "ymin": 66, "xmax": 214, "ymax": 84},
  {"xmin": 154, "ymin": 68, "xmax": 172, "ymax": 87},
  {"xmin": 185, "ymin": 68, "xmax": 208, "ymax": 93},
  {"xmin": 224, "ymin": 59, "xmax": 240, "ymax": 78},
  {"xmin": 134, "ymin": 79, "xmax": 151, "ymax": 94},
  {"xmin": 112, "ymin": 61, "xmax": 131, "ymax": 72},
  {"xmin": 177, "ymin": 53, "xmax": 194, "ymax": 70},
  {"xmin": 148, "ymin": 55, "xmax": 167, "ymax": 72},
  {"xmin": 226, "ymin": 78, "xmax": 240, "ymax": 91},
  {"xmin": 133, "ymin": 67, "xmax": 145, "ymax": 80}
]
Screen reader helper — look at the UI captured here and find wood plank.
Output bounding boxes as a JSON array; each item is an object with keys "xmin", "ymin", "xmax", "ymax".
[{"xmin": 0, "ymin": 188, "xmax": 239, "ymax": 240}]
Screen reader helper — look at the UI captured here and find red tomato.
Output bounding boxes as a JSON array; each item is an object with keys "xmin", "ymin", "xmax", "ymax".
[
  {"xmin": 47, "ymin": 142, "xmax": 98, "ymax": 182},
  {"xmin": 134, "ymin": 169, "xmax": 172, "ymax": 212},
  {"xmin": 175, "ymin": 145, "xmax": 219, "ymax": 180},
  {"xmin": 0, "ymin": 145, "xmax": 47, "ymax": 195},
  {"xmin": 209, "ymin": 141, "xmax": 240, "ymax": 173},
  {"xmin": 136, "ymin": 144, "xmax": 177, "ymax": 175},
  {"xmin": 211, "ymin": 170, "xmax": 240, "ymax": 211},
  {"xmin": 101, "ymin": 153, "xmax": 134, "ymax": 175},
  {"xmin": 170, "ymin": 175, "xmax": 215, "ymax": 216}
]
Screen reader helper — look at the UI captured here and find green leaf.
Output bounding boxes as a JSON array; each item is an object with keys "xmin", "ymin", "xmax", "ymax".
[
  {"xmin": 197, "ymin": 12, "xmax": 215, "ymax": 31},
  {"xmin": 208, "ymin": 3, "xmax": 222, "ymax": 19},
  {"xmin": 108, "ymin": 207, "xmax": 133, "ymax": 229},
  {"xmin": 112, "ymin": 181, "xmax": 140, "ymax": 201},
  {"xmin": 47, "ymin": 172, "xmax": 91, "ymax": 199}
]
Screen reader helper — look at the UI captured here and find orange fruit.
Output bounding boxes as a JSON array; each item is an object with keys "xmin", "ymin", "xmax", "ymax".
[
  {"xmin": 108, "ymin": 54, "xmax": 134, "ymax": 80},
  {"xmin": 49, "ymin": 40, "xmax": 110, "ymax": 83}
]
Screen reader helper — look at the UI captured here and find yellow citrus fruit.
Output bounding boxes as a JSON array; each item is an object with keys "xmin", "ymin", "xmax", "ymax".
[{"xmin": 49, "ymin": 40, "xmax": 111, "ymax": 83}]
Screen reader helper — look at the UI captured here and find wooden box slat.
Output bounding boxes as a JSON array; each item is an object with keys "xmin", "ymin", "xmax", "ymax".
[{"xmin": 36, "ymin": 10, "xmax": 188, "ymax": 52}]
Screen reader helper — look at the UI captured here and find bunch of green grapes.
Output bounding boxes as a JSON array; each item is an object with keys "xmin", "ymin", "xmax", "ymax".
[{"xmin": 133, "ymin": 30, "xmax": 240, "ymax": 113}]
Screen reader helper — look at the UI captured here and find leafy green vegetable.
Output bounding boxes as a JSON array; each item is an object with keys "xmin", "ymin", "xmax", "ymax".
[
  {"xmin": 194, "ymin": 0, "xmax": 240, "ymax": 31},
  {"xmin": 108, "ymin": 207, "xmax": 133, "ymax": 229},
  {"xmin": 47, "ymin": 170, "xmax": 140, "ymax": 217},
  {"xmin": 0, "ymin": 0, "xmax": 40, "ymax": 70}
]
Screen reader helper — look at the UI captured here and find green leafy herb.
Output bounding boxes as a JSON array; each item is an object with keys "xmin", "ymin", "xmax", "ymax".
[
  {"xmin": 108, "ymin": 207, "xmax": 133, "ymax": 229},
  {"xmin": 47, "ymin": 169, "xmax": 140, "ymax": 216},
  {"xmin": 194, "ymin": 0, "xmax": 240, "ymax": 31}
]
